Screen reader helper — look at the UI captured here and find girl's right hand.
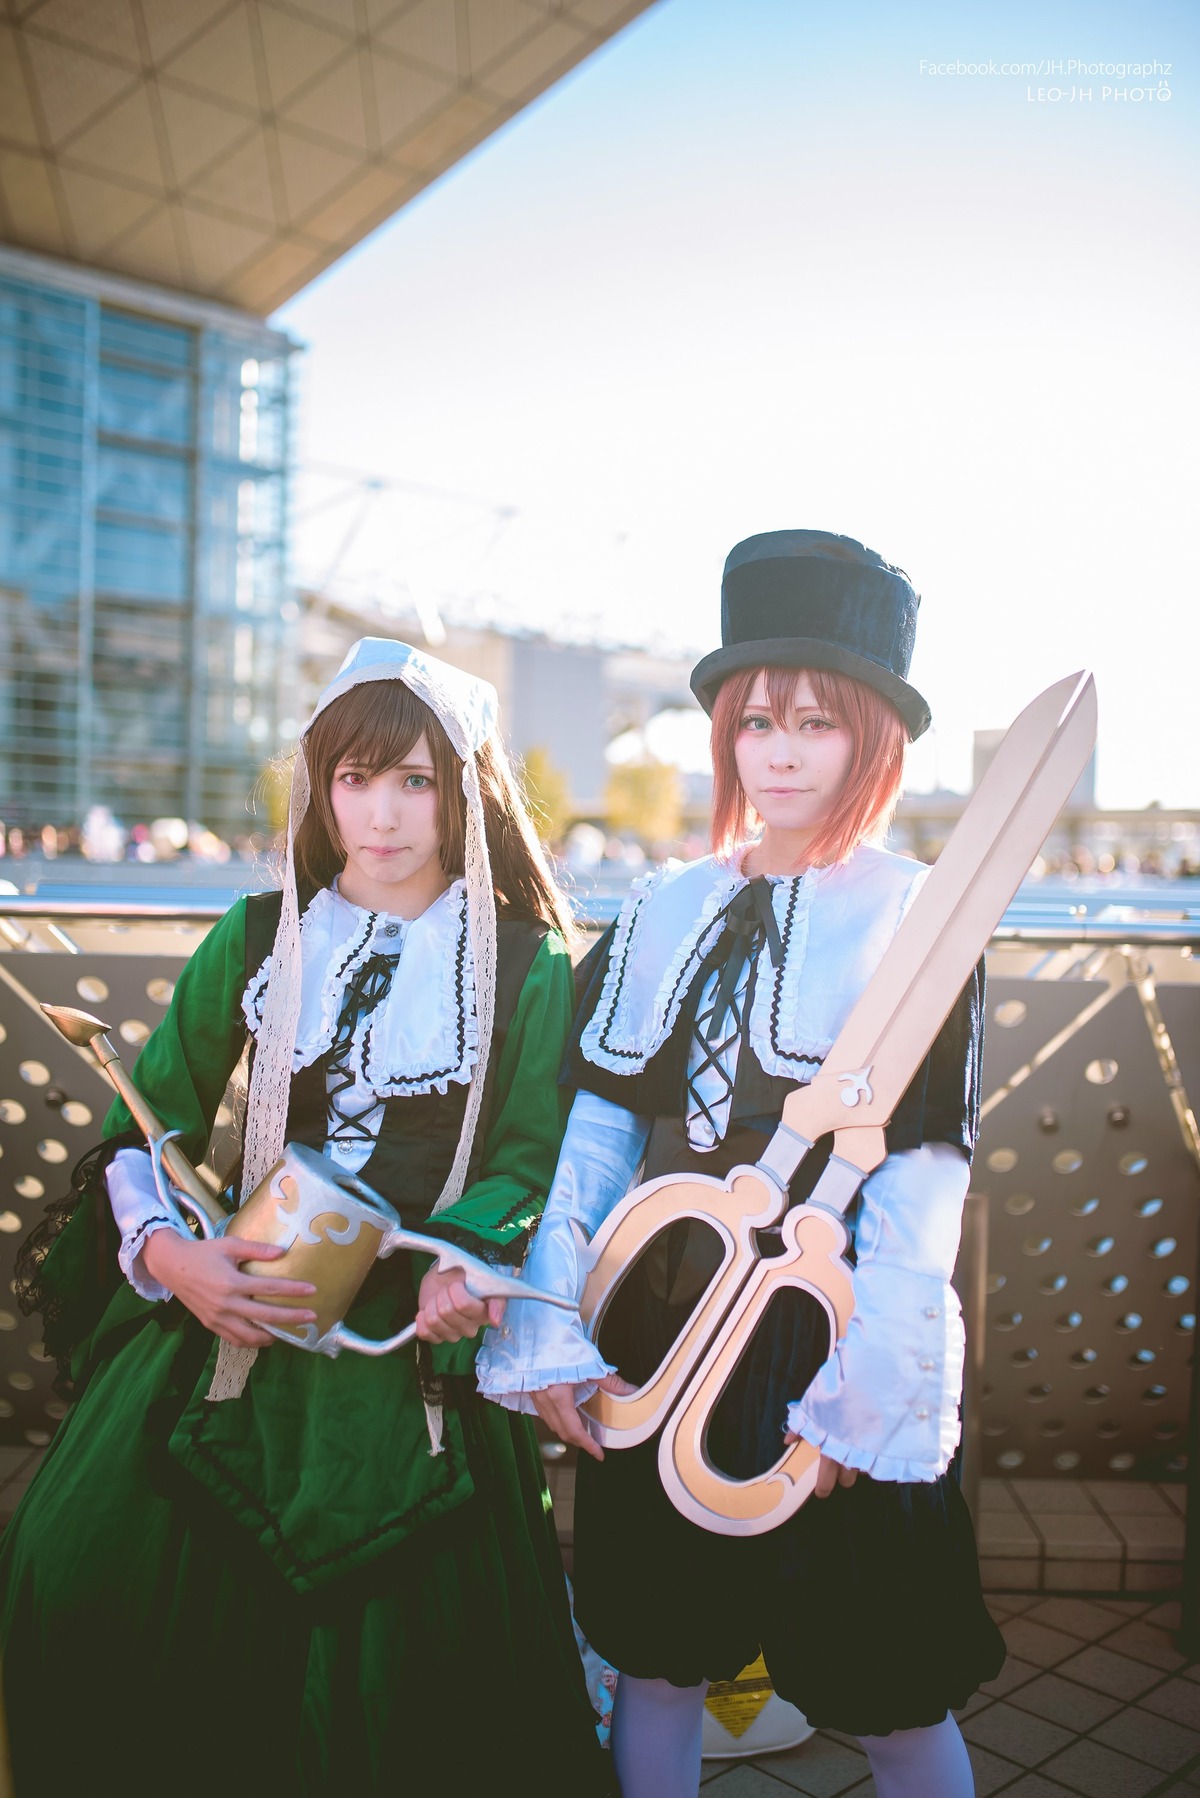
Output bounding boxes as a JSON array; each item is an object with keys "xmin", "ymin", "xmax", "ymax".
[
  {"xmin": 530, "ymin": 1373, "xmax": 635, "ymax": 1464},
  {"xmin": 139, "ymin": 1232, "xmax": 319, "ymax": 1348}
]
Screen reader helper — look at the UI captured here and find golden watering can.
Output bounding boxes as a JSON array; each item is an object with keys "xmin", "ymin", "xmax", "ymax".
[{"xmin": 42, "ymin": 1004, "xmax": 576, "ymax": 1358}]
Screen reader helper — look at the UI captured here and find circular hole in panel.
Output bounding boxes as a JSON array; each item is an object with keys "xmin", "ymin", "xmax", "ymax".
[
  {"xmin": 994, "ymin": 1001, "xmax": 1027, "ymax": 1028},
  {"xmin": 1167, "ymin": 1456, "xmax": 1189, "ymax": 1474},
  {"xmin": 0, "ymin": 1401, "xmax": 12, "ymax": 1419},
  {"xmin": 36, "ymin": 1139, "xmax": 67, "ymax": 1164},
  {"xmin": 982, "ymin": 1422, "xmax": 1009, "ymax": 1437},
  {"xmin": 59, "ymin": 1101, "xmax": 92, "ymax": 1128},
  {"xmin": 994, "ymin": 1312, "xmax": 1023, "ymax": 1331},
  {"xmin": 7, "ymin": 1371, "xmax": 33, "ymax": 1391},
  {"xmin": 1108, "ymin": 1452, "xmax": 1136, "ymax": 1471},
  {"xmin": 1004, "ymin": 1193, "xmax": 1036, "ymax": 1216},
  {"xmin": 119, "ymin": 1019, "xmax": 150, "ymax": 1046},
  {"xmin": 986, "ymin": 1274, "xmax": 1007, "ymax": 1295},
  {"xmin": 1086, "ymin": 1058, "xmax": 1119, "ymax": 1085},
  {"xmin": 1136, "ymin": 1196, "xmax": 1163, "ymax": 1218},
  {"xmin": 1102, "ymin": 1274, "xmax": 1130, "ymax": 1297},
  {"xmin": 146, "ymin": 977, "xmax": 175, "ymax": 1006},
  {"xmin": 1177, "ymin": 1315, "xmax": 1196, "ymax": 1334},
  {"xmin": 1151, "ymin": 1238, "xmax": 1178, "ymax": 1260},
  {"xmin": 25, "ymin": 1343, "xmax": 47, "ymax": 1363},
  {"xmin": 0, "ymin": 1101, "xmax": 27, "ymax": 1126},
  {"xmin": 1023, "ymin": 1235, "xmax": 1053, "ymax": 1257},
  {"xmin": 996, "ymin": 1449, "xmax": 1025, "ymax": 1469},
  {"xmin": 1142, "ymin": 1385, "xmax": 1168, "ymax": 1404},
  {"xmin": 1055, "ymin": 1312, "xmax": 1084, "ymax": 1332},
  {"xmin": 1165, "ymin": 1276, "xmax": 1190, "ymax": 1297},
  {"xmin": 1026, "ymin": 1384, "xmax": 1052, "ymax": 1402},
  {"xmin": 1053, "ymin": 1150, "xmax": 1084, "ymax": 1175},
  {"xmin": 1070, "ymin": 1349, "xmax": 1099, "ymax": 1367},
  {"xmin": 1083, "ymin": 1385, "xmax": 1111, "ymax": 1404},
  {"xmin": 1038, "ymin": 1109, "xmax": 1060, "ymax": 1134},
  {"xmin": 0, "ymin": 1212, "xmax": 22, "ymax": 1233},
  {"xmin": 1116, "ymin": 1312, "xmax": 1142, "ymax": 1333},
  {"xmin": 0, "ymin": 1311, "xmax": 15, "ymax": 1330},
  {"xmin": 982, "ymin": 1384, "xmax": 993, "ymax": 1401},
  {"xmin": 0, "ymin": 1024, "xmax": 5, "ymax": 1044},
  {"xmin": 540, "ymin": 1441, "xmax": 567, "ymax": 1464},
  {"xmin": 1153, "ymin": 1423, "xmax": 1181, "ymax": 1440},
  {"xmin": 14, "ymin": 1176, "xmax": 42, "ymax": 1199},
  {"xmin": 75, "ymin": 975, "xmax": 108, "ymax": 1003},
  {"xmin": 1086, "ymin": 1236, "xmax": 1116, "ymax": 1258},
  {"xmin": 44, "ymin": 1398, "xmax": 68, "ymax": 1420},
  {"xmin": 1097, "ymin": 1421, "xmax": 1122, "ymax": 1438},
  {"xmin": 1010, "ymin": 1347, "xmax": 1038, "ymax": 1365},
  {"xmin": 1130, "ymin": 1349, "xmax": 1156, "ymax": 1367},
  {"xmin": 1069, "ymin": 1196, "xmax": 1100, "ymax": 1217},
  {"xmin": 1039, "ymin": 1273, "xmax": 1069, "ymax": 1296},
  {"xmin": 1053, "ymin": 1450, "xmax": 1081, "ymax": 1471},
  {"xmin": 24, "ymin": 1429, "xmax": 50, "ymax": 1447},
  {"xmin": 1119, "ymin": 1153, "xmax": 1149, "ymax": 1177},
  {"xmin": 1039, "ymin": 1421, "xmax": 1066, "ymax": 1437},
  {"xmin": 987, "ymin": 1148, "xmax": 1018, "ymax": 1174},
  {"xmin": 18, "ymin": 1060, "xmax": 49, "ymax": 1086}
]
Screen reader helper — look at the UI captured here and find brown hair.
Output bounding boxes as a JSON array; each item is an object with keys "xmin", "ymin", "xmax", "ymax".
[
  {"xmin": 709, "ymin": 665, "xmax": 907, "ymax": 867},
  {"xmin": 293, "ymin": 679, "xmax": 572, "ymax": 938}
]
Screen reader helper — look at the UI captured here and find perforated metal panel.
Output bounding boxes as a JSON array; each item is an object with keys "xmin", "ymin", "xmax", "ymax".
[
  {"xmin": 977, "ymin": 945, "xmax": 1200, "ymax": 1482},
  {"xmin": 0, "ymin": 919, "xmax": 241, "ymax": 1448}
]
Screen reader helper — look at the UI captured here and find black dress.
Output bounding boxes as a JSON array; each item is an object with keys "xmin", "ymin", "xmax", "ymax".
[{"xmin": 567, "ymin": 887, "xmax": 1006, "ymax": 1735}]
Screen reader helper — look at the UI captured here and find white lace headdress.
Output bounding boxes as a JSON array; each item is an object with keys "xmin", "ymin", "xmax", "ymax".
[{"xmin": 209, "ymin": 638, "xmax": 500, "ymax": 1402}]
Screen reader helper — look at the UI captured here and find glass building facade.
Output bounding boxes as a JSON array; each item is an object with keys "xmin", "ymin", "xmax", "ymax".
[{"xmin": 0, "ymin": 248, "xmax": 294, "ymax": 839}]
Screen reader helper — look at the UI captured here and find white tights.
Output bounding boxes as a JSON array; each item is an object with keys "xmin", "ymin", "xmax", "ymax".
[{"xmin": 609, "ymin": 1674, "xmax": 974, "ymax": 1798}]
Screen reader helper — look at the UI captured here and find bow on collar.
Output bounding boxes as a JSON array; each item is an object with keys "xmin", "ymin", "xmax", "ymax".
[{"xmin": 708, "ymin": 877, "xmax": 784, "ymax": 1039}]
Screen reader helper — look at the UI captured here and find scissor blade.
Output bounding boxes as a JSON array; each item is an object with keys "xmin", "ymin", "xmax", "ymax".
[{"xmin": 778, "ymin": 671, "xmax": 1097, "ymax": 1153}]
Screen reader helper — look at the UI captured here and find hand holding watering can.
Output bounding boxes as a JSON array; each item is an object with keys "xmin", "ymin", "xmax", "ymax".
[{"xmin": 45, "ymin": 1004, "xmax": 577, "ymax": 1359}]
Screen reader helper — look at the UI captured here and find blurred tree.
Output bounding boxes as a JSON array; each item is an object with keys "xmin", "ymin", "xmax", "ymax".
[
  {"xmin": 521, "ymin": 745, "xmax": 573, "ymax": 846},
  {"xmin": 605, "ymin": 760, "xmax": 682, "ymax": 845}
]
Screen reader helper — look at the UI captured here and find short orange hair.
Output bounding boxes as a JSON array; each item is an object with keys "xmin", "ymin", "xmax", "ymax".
[{"xmin": 710, "ymin": 665, "xmax": 908, "ymax": 867}]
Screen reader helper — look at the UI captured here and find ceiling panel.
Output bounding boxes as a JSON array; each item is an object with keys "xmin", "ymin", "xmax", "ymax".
[{"xmin": 0, "ymin": 0, "xmax": 658, "ymax": 312}]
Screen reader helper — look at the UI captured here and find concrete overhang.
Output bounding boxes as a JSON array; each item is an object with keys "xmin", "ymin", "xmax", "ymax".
[{"xmin": 0, "ymin": 0, "xmax": 655, "ymax": 313}]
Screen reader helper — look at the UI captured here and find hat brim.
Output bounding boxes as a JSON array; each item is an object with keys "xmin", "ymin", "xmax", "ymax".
[{"xmin": 689, "ymin": 639, "xmax": 931, "ymax": 740}]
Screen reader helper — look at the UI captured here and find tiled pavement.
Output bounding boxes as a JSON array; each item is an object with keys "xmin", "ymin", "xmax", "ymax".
[
  {"xmin": 978, "ymin": 1479, "xmax": 1188, "ymax": 1596},
  {"xmin": 699, "ymin": 1597, "xmax": 1200, "ymax": 1796}
]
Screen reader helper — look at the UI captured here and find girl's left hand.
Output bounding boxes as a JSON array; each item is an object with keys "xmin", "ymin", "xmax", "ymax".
[
  {"xmin": 784, "ymin": 1429, "xmax": 858, "ymax": 1499},
  {"xmin": 415, "ymin": 1265, "xmax": 504, "ymax": 1344}
]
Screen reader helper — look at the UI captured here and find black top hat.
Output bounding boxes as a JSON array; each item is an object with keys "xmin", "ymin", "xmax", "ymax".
[{"xmin": 689, "ymin": 529, "xmax": 931, "ymax": 739}]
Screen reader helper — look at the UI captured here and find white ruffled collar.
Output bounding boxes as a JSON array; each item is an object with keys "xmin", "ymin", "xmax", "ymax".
[
  {"xmin": 580, "ymin": 847, "xmax": 929, "ymax": 1083},
  {"xmin": 242, "ymin": 880, "xmax": 478, "ymax": 1096}
]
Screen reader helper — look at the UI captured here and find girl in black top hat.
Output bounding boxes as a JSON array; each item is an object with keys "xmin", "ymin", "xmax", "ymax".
[{"xmin": 479, "ymin": 531, "xmax": 1005, "ymax": 1798}]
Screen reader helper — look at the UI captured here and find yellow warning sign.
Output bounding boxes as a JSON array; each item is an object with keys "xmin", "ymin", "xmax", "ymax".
[{"xmin": 703, "ymin": 1653, "xmax": 774, "ymax": 1740}]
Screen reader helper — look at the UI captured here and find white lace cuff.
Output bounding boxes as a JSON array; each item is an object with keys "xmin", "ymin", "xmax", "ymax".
[
  {"xmin": 106, "ymin": 1147, "xmax": 189, "ymax": 1303},
  {"xmin": 476, "ymin": 1091, "xmax": 650, "ymax": 1412},
  {"xmin": 788, "ymin": 1143, "xmax": 971, "ymax": 1482}
]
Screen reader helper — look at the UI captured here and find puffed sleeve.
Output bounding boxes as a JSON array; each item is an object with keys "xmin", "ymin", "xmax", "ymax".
[{"xmin": 476, "ymin": 1089, "xmax": 650, "ymax": 1410}]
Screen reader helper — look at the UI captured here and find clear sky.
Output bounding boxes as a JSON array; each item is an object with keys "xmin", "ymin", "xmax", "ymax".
[{"xmin": 275, "ymin": 0, "xmax": 1198, "ymax": 808}]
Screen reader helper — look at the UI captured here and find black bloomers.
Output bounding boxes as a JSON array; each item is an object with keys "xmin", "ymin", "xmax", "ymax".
[{"xmin": 573, "ymin": 1256, "xmax": 1005, "ymax": 1737}]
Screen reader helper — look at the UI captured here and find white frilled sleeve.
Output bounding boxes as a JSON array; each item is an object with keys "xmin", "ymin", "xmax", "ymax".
[
  {"xmin": 787, "ymin": 1141, "xmax": 971, "ymax": 1483},
  {"xmin": 476, "ymin": 1090, "xmax": 650, "ymax": 1412},
  {"xmin": 105, "ymin": 1146, "xmax": 191, "ymax": 1303}
]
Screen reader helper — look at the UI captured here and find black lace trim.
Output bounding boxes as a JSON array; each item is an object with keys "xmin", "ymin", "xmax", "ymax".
[
  {"xmin": 362, "ymin": 896, "xmax": 469, "ymax": 1085},
  {"xmin": 595, "ymin": 883, "xmax": 734, "ymax": 1062},
  {"xmin": 767, "ymin": 878, "xmax": 825, "ymax": 1071}
]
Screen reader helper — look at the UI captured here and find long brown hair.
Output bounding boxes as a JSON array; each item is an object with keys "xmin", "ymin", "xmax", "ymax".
[
  {"xmin": 710, "ymin": 665, "xmax": 907, "ymax": 866},
  {"xmin": 294, "ymin": 679, "xmax": 572, "ymax": 938}
]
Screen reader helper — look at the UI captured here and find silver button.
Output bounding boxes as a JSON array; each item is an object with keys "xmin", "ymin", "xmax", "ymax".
[
  {"xmin": 924, "ymin": 1306, "xmax": 940, "ymax": 1319},
  {"xmin": 919, "ymin": 1357, "xmax": 936, "ymax": 1372},
  {"xmin": 914, "ymin": 1406, "xmax": 930, "ymax": 1421},
  {"xmin": 382, "ymin": 923, "xmax": 401, "ymax": 937}
]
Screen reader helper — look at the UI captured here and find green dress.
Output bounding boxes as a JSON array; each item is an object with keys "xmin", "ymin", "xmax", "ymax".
[{"xmin": 0, "ymin": 893, "xmax": 612, "ymax": 1798}]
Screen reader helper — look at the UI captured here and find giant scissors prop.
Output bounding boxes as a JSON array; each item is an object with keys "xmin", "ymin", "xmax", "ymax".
[{"xmin": 575, "ymin": 672, "xmax": 1097, "ymax": 1536}]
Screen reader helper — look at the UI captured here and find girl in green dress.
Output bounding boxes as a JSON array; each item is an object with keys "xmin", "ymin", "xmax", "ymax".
[{"xmin": 2, "ymin": 639, "xmax": 611, "ymax": 1798}]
